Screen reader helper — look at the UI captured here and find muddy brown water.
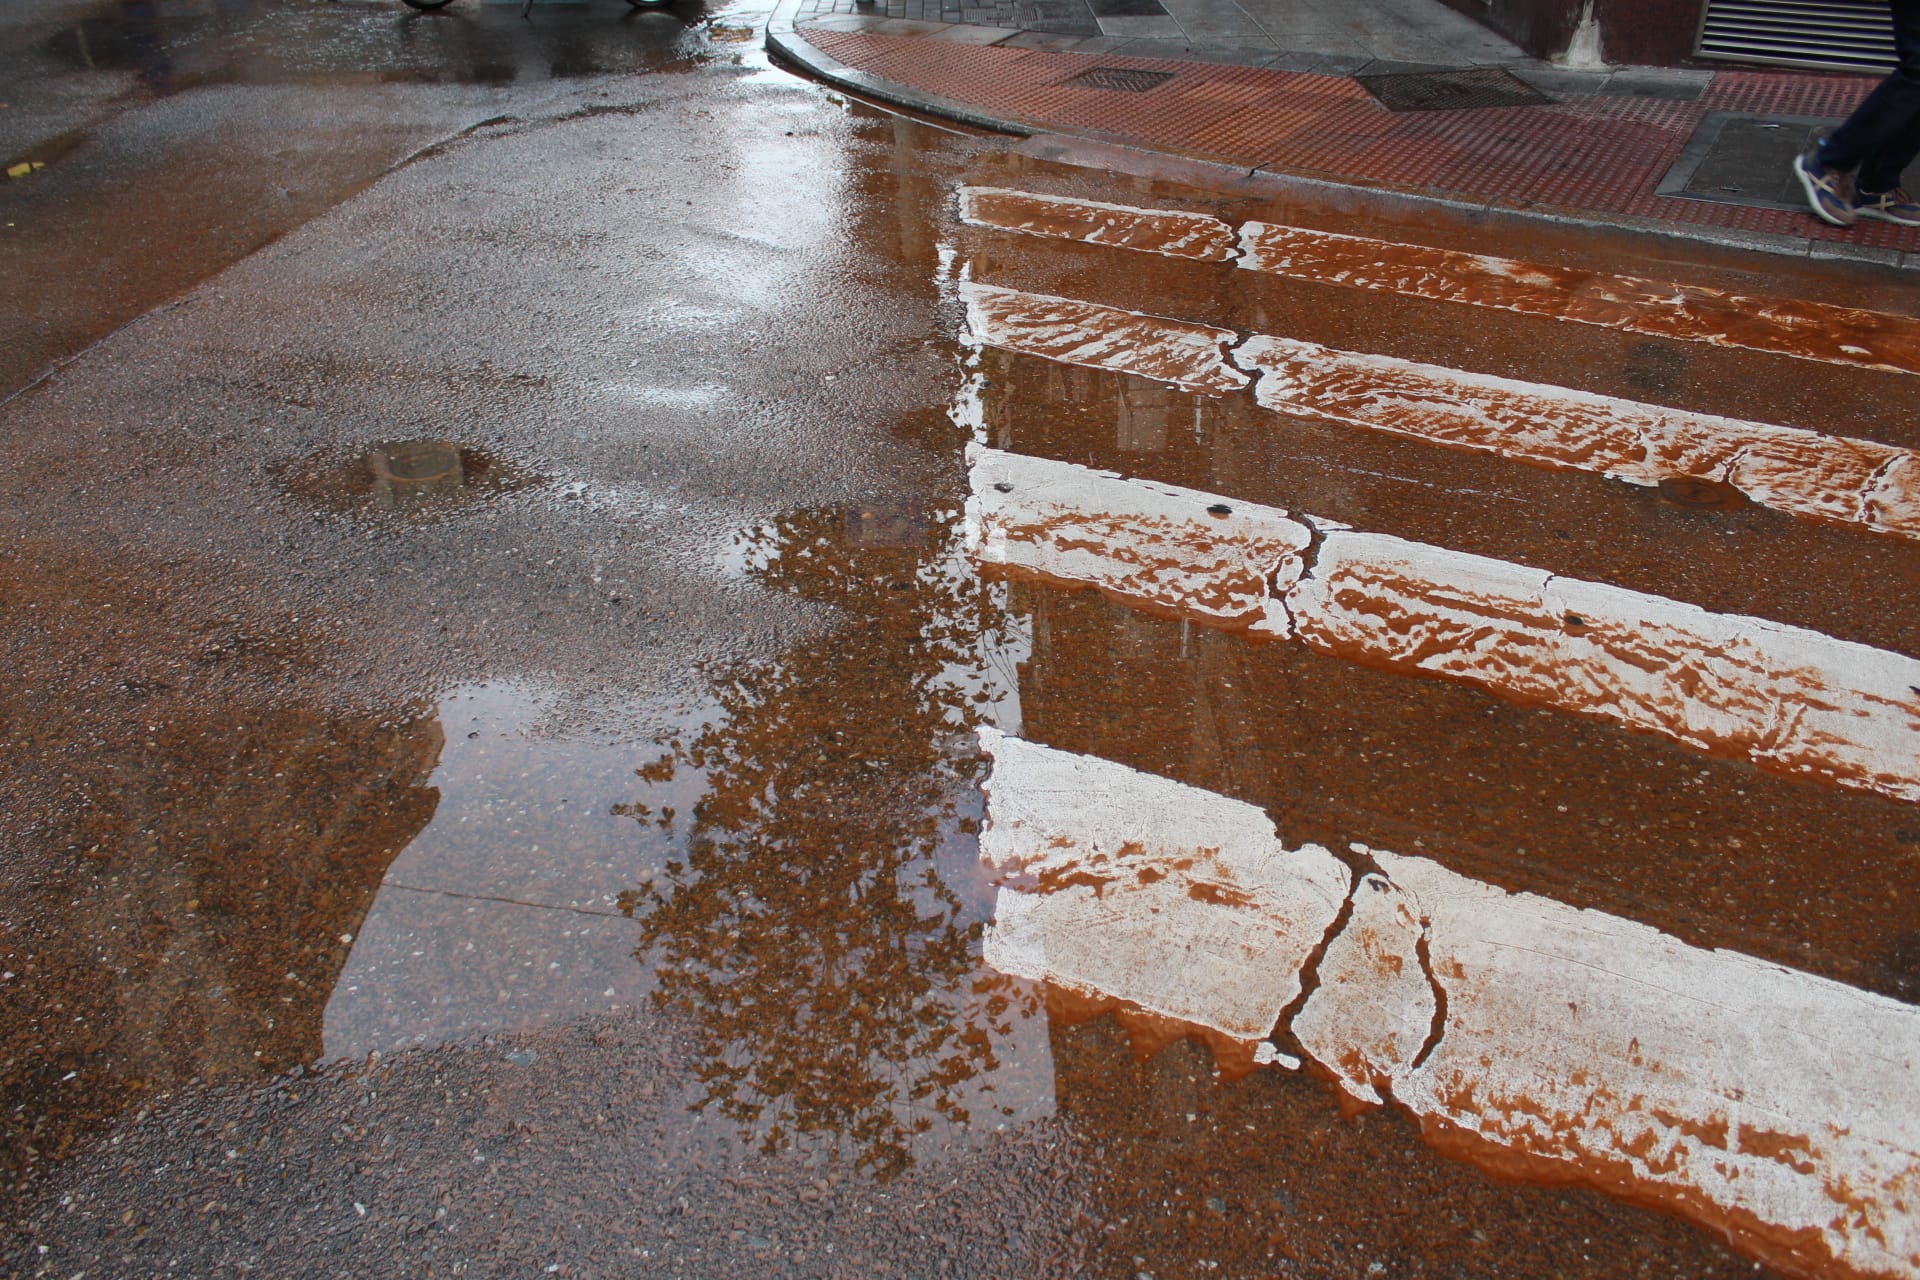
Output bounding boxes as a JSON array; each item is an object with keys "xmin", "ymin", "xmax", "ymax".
[{"xmin": 4, "ymin": 5, "xmax": 1919, "ymax": 1274}]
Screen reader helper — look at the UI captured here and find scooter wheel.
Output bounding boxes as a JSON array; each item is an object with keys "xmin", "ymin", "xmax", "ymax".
[{"xmin": 401, "ymin": 0, "xmax": 457, "ymax": 10}]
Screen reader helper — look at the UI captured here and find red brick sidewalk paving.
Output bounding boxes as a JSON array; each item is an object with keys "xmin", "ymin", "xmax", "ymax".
[{"xmin": 797, "ymin": 25, "xmax": 1920, "ymax": 260}]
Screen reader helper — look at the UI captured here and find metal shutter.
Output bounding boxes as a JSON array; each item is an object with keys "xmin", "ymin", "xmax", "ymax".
[{"xmin": 1696, "ymin": 0, "xmax": 1897, "ymax": 73}]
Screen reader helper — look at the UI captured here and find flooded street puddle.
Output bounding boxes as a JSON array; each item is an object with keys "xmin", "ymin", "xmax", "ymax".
[
  {"xmin": 9, "ymin": 40, "xmax": 1920, "ymax": 1271},
  {"xmin": 312, "ymin": 502, "xmax": 1060, "ymax": 1172}
]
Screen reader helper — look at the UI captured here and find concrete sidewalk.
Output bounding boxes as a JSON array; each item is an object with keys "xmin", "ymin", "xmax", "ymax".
[{"xmin": 766, "ymin": 0, "xmax": 1920, "ymax": 269}]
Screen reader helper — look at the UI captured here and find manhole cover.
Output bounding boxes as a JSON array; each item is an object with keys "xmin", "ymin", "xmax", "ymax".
[
  {"xmin": 1355, "ymin": 67, "xmax": 1549, "ymax": 112},
  {"xmin": 1657, "ymin": 113, "xmax": 1843, "ymax": 212},
  {"xmin": 1064, "ymin": 66, "xmax": 1175, "ymax": 93}
]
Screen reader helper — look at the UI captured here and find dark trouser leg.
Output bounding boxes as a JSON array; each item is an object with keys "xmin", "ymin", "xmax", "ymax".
[{"xmin": 1818, "ymin": 0, "xmax": 1920, "ymax": 193}]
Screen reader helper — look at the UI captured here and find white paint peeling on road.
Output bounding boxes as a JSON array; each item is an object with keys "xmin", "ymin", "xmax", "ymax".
[
  {"xmin": 975, "ymin": 734, "xmax": 1920, "ymax": 1280},
  {"xmin": 1237, "ymin": 220, "xmax": 1920, "ymax": 376},
  {"xmin": 967, "ymin": 447, "xmax": 1920, "ymax": 804},
  {"xmin": 1235, "ymin": 335, "xmax": 1920, "ymax": 541},
  {"xmin": 1288, "ymin": 871, "xmax": 1434, "ymax": 1107},
  {"xmin": 966, "ymin": 283, "xmax": 1920, "ymax": 541},
  {"xmin": 1293, "ymin": 530, "xmax": 1920, "ymax": 802},
  {"xmin": 974, "ymin": 726, "xmax": 1349, "ymax": 1042},
  {"xmin": 959, "ymin": 281, "xmax": 1249, "ymax": 394},
  {"xmin": 956, "ymin": 186, "xmax": 1239, "ymax": 262},
  {"xmin": 1297, "ymin": 847, "xmax": 1920, "ymax": 1280},
  {"xmin": 956, "ymin": 185, "xmax": 1920, "ymax": 374},
  {"xmin": 963, "ymin": 444, "xmax": 1309, "ymax": 633}
]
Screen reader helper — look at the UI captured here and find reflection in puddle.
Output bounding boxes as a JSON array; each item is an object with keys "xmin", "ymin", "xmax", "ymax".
[
  {"xmin": 967, "ymin": 446, "xmax": 1920, "ymax": 806},
  {"xmin": 627, "ymin": 504, "xmax": 1049, "ymax": 1174},
  {"xmin": 273, "ymin": 439, "xmax": 535, "ymax": 516},
  {"xmin": 959, "ymin": 186, "xmax": 1920, "ymax": 375},
  {"xmin": 323, "ymin": 681, "xmax": 698, "ymax": 1059},
  {"xmin": 324, "ymin": 504, "xmax": 1052, "ymax": 1174}
]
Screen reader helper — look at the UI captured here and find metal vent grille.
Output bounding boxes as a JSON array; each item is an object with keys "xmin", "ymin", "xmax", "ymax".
[
  {"xmin": 1063, "ymin": 66, "xmax": 1174, "ymax": 92},
  {"xmin": 1697, "ymin": 0, "xmax": 1897, "ymax": 74}
]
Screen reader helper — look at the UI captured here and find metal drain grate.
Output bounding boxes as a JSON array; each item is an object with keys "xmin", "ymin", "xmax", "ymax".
[
  {"xmin": 1355, "ymin": 67, "xmax": 1549, "ymax": 113},
  {"xmin": 1064, "ymin": 66, "xmax": 1175, "ymax": 92},
  {"xmin": 1697, "ymin": 0, "xmax": 1896, "ymax": 74}
]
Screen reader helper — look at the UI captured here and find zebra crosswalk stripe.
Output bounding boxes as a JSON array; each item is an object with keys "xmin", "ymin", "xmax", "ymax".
[
  {"xmin": 963, "ymin": 280, "xmax": 1920, "ymax": 542},
  {"xmin": 967, "ymin": 445, "xmax": 1920, "ymax": 805},
  {"xmin": 957, "ymin": 185, "xmax": 1920, "ymax": 376},
  {"xmin": 974, "ymin": 727, "xmax": 1920, "ymax": 1280}
]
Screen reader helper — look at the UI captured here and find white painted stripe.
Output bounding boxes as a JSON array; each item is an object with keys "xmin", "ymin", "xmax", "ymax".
[
  {"xmin": 1297, "ymin": 849, "xmax": 1920, "ymax": 1280},
  {"xmin": 1237, "ymin": 221, "xmax": 1920, "ymax": 376},
  {"xmin": 966, "ymin": 445, "xmax": 1920, "ymax": 804},
  {"xmin": 976, "ymin": 733, "xmax": 1920, "ymax": 1280},
  {"xmin": 970, "ymin": 282, "xmax": 1920, "ymax": 541},
  {"xmin": 965, "ymin": 443, "xmax": 1309, "ymax": 633},
  {"xmin": 1235, "ymin": 335, "xmax": 1920, "ymax": 541},
  {"xmin": 957, "ymin": 184, "xmax": 1920, "ymax": 375},
  {"xmin": 957, "ymin": 186, "xmax": 1238, "ymax": 262},
  {"xmin": 959, "ymin": 281, "xmax": 1249, "ymax": 395},
  {"xmin": 975, "ymin": 726, "xmax": 1350, "ymax": 1042},
  {"xmin": 1293, "ymin": 529, "xmax": 1920, "ymax": 801}
]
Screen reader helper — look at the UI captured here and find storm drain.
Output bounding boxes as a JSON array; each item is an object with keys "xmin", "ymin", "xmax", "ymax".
[
  {"xmin": 1064, "ymin": 66, "xmax": 1175, "ymax": 92},
  {"xmin": 1656, "ymin": 112, "xmax": 1836, "ymax": 211},
  {"xmin": 1355, "ymin": 67, "xmax": 1549, "ymax": 113}
]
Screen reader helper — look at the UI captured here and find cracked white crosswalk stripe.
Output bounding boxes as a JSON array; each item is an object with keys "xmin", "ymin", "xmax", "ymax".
[
  {"xmin": 1235, "ymin": 335, "xmax": 1920, "ymax": 541},
  {"xmin": 975, "ymin": 731, "xmax": 1920, "ymax": 1280},
  {"xmin": 967, "ymin": 446, "xmax": 1920, "ymax": 804},
  {"xmin": 975, "ymin": 726, "xmax": 1349, "ymax": 1040},
  {"xmin": 956, "ymin": 187, "xmax": 1238, "ymax": 262},
  {"xmin": 1236, "ymin": 221, "xmax": 1920, "ymax": 376},
  {"xmin": 964, "ymin": 444, "xmax": 1307, "ymax": 631},
  {"xmin": 955, "ymin": 185, "xmax": 1920, "ymax": 375},
  {"xmin": 959, "ymin": 281, "xmax": 1248, "ymax": 395},
  {"xmin": 969, "ymin": 281, "xmax": 1920, "ymax": 541}
]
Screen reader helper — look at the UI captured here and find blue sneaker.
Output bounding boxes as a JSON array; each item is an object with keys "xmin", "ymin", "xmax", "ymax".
[
  {"xmin": 1793, "ymin": 148, "xmax": 1856, "ymax": 227},
  {"xmin": 1854, "ymin": 187, "xmax": 1920, "ymax": 226}
]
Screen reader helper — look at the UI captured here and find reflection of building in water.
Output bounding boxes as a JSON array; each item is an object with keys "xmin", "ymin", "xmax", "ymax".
[
  {"xmin": 1113, "ymin": 379, "xmax": 1174, "ymax": 454},
  {"xmin": 321, "ymin": 681, "xmax": 693, "ymax": 1062},
  {"xmin": 2, "ymin": 678, "xmax": 443, "ymax": 1180},
  {"xmin": 624, "ymin": 505, "xmax": 1049, "ymax": 1175}
]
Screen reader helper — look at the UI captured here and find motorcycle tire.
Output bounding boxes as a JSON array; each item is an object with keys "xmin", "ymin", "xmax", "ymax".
[{"xmin": 401, "ymin": 0, "xmax": 458, "ymax": 10}]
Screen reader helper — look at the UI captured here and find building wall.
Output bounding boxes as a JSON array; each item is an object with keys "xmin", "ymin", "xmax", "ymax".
[{"xmin": 1439, "ymin": 0, "xmax": 1703, "ymax": 66}]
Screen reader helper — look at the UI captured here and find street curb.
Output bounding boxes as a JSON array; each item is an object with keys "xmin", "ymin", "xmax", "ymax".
[
  {"xmin": 762, "ymin": 1, "xmax": 1920, "ymax": 276},
  {"xmin": 765, "ymin": 3, "xmax": 1030, "ymax": 137}
]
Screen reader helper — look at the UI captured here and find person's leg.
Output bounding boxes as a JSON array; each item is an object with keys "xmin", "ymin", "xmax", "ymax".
[
  {"xmin": 1797, "ymin": 0, "xmax": 1920, "ymax": 224},
  {"xmin": 1820, "ymin": 0, "xmax": 1920, "ymax": 185},
  {"xmin": 1853, "ymin": 0, "xmax": 1920, "ymax": 196}
]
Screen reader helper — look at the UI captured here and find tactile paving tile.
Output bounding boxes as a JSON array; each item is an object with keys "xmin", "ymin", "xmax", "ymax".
[{"xmin": 797, "ymin": 27, "xmax": 1920, "ymax": 253}]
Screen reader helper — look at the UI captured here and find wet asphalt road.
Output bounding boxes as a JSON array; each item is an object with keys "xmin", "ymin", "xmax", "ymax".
[{"xmin": 4, "ymin": 0, "xmax": 1920, "ymax": 1275}]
